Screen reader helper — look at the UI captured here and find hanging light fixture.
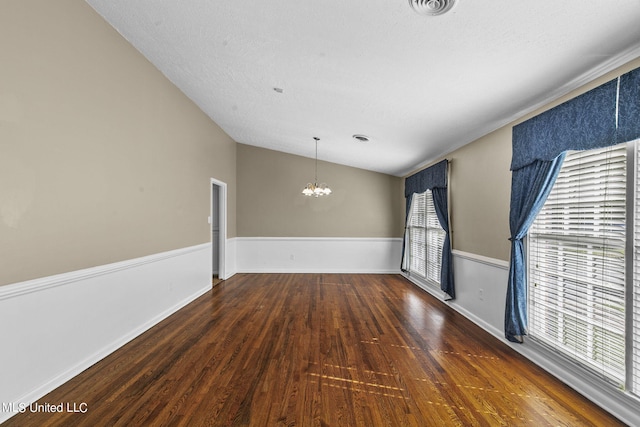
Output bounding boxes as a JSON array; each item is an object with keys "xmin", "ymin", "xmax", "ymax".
[{"xmin": 302, "ymin": 137, "xmax": 332, "ymax": 197}]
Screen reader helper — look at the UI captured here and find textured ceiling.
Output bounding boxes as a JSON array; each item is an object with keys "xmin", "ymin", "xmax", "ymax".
[{"xmin": 86, "ymin": 0, "xmax": 640, "ymax": 176}]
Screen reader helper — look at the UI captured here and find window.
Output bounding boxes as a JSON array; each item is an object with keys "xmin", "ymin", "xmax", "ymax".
[
  {"xmin": 529, "ymin": 141, "xmax": 640, "ymax": 397},
  {"xmin": 407, "ymin": 190, "xmax": 446, "ymax": 285}
]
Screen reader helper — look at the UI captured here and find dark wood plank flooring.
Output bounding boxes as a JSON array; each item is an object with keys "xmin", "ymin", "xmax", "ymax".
[{"xmin": 4, "ymin": 273, "xmax": 624, "ymax": 426}]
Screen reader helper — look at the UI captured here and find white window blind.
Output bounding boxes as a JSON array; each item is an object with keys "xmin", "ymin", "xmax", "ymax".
[
  {"xmin": 409, "ymin": 192, "xmax": 426, "ymax": 276},
  {"xmin": 529, "ymin": 143, "xmax": 627, "ymax": 385},
  {"xmin": 633, "ymin": 141, "xmax": 640, "ymax": 395},
  {"xmin": 408, "ymin": 190, "xmax": 445, "ymax": 284},
  {"xmin": 425, "ymin": 191, "xmax": 445, "ymax": 284}
]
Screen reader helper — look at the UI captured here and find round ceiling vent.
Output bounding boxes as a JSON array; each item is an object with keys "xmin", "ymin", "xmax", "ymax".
[{"xmin": 409, "ymin": 0, "xmax": 456, "ymax": 16}]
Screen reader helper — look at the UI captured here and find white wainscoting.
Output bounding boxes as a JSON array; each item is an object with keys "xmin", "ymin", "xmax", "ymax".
[
  {"xmin": 0, "ymin": 243, "xmax": 212, "ymax": 424},
  {"xmin": 235, "ymin": 237, "xmax": 403, "ymax": 274},
  {"xmin": 448, "ymin": 250, "xmax": 509, "ymax": 336},
  {"xmin": 405, "ymin": 249, "xmax": 640, "ymax": 426}
]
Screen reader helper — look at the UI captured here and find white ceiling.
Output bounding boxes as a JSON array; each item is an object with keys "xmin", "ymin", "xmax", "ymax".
[{"xmin": 85, "ymin": 0, "xmax": 640, "ymax": 176}]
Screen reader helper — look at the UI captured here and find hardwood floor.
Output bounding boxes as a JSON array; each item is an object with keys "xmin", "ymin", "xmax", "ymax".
[{"xmin": 5, "ymin": 274, "xmax": 624, "ymax": 426}]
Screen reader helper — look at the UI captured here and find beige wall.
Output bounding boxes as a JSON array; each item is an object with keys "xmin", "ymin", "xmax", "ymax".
[
  {"xmin": 0, "ymin": 0, "xmax": 237, "ymax": 286},
  {"xmin": 237, "ymin": 144, "xmax": 404, "ymax": 238},
  {"xmin": 421, "ymin": 56, "xmax": 640, "ymax": 262},
  {"xmin": 448, "ymin": 127, "xmax": 513, "ymax": 260},
  {"xmin": 3, "ymin": 2, "xmax": 638, "ymax": 284}
]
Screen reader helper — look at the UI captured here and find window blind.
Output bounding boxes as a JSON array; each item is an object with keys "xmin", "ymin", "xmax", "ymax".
[
  {"xmin": 529, "ymin": 143, "xmax": 627, "ymax": 385},
  {"xmin": 425, "ymin": 190, "xmax": 445, "ymax": 284},
  {"xmin": 409, "ymin": 192, "xmax": 426, "ymax": 277},
  {"xmin": 633, "ymin": 141, "xmax": 640, "ymax": 395},
  {"xmin": 408, "ymin": 190, "xmax": 445, "ymax": 284}
]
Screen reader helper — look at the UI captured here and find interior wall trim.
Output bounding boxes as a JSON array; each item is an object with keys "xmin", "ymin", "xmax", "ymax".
[
  {"xmin": 237, "ymin": 236, "xmax": 403, "ymax": 242},
  {"xmin": 0, "ymin": 243, "xmax": 210, "ymax": 301},
  {"xmin": 451, "ymin": 249, "xmax": 509, "ymax": 270}
]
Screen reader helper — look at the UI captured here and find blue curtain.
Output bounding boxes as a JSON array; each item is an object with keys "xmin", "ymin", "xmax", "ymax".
[
  {"xmin": 432, "ymin": 187, "xmax": 454, "ymax": 299},
  {"xmin": 402, "ymin": 160, "xmax": 455, "ymax": 300},
  {"xmin": 506, "ymin": 66, "xmax": 640, "ymax": 343},
  {"xmin": 505, "ymin": 154, "xmax": 565, "ymax": 343}
]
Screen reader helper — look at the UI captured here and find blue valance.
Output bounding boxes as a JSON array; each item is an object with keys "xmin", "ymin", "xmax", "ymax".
[
  {"xmin": 511, "ymin": 80, "xmax": 618, "ymax": 171},
  {"xmin": 511, "ymin": 67, "xmax": 640, "ymax": 171},
  {"xmin": 404, "ymin": 159, "xmax": 448, "ymax": 197},
  {"xmin": 619, "ymin": 67, "xmax": 640, "ymax": 144}
]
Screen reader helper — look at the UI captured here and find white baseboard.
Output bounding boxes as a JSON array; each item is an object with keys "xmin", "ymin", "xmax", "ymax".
[
  {"xmin": 235, "ymin": 237, "xmax": 403, "ymax": 274},
  {"xmin": 404, "ymin": 250, "xmax": 640, "ymax": 426},
  {"xmin": 0, "ymin": 243, "xmax": 212, "ymax": 424}
]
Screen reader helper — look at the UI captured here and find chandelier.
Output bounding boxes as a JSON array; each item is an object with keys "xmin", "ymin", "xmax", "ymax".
[{"xmin": 302, "ymin": 137, "xmax": 332, "ymax": 197}]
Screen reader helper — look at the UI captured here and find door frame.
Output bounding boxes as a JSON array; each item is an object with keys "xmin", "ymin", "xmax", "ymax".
[{"xmin": 210, "ymin": 178, "xmax": 227, "ymax": 281}]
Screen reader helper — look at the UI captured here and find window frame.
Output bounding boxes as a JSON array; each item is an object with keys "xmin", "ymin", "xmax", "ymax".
[
  {"xmin": 527, "ymin": 139, "xmax": 640, "ymax": 398},
  {"xmin": 407, "ymin": 190, "xmax": 446, "ymax": 287}
]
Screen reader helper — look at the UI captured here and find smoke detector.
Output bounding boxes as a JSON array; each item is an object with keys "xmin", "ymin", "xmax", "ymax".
[{"xmin": 409, "ymin": 0, "xmax": 456, "ymax": 16}]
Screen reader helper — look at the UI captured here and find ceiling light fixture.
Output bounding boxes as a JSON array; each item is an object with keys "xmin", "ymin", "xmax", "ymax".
[
  {"xmin": 302, "ymin": 137, "xmax": 332, "ymax": 197},
  {"xmin": 409, "ymin": 0, "xmax": 456, "ymax": 16},
  {"xmin": 352, "ymin": 134, "xmax": 371, "ymax": 142}
]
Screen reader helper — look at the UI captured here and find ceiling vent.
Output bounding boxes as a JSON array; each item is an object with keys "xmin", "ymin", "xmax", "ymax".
[{"xmin": 409, "ymin": 0, "xmax": 456, "ymax": 16}]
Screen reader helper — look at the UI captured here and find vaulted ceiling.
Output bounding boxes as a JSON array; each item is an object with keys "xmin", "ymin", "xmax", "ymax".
[{"xmin": 86, "ymin": 0, "xmax": 640, "ymax": 176}]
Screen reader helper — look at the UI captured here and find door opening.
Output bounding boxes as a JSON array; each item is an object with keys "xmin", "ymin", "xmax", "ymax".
[{"xmin": 210, "ymin": 178, "xmax": 227, "ymax": 286}]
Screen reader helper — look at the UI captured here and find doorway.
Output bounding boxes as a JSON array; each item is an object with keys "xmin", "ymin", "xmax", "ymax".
[{"xmin": 210, "ymin": 178, "xmax": 227, "ymax": 286}]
